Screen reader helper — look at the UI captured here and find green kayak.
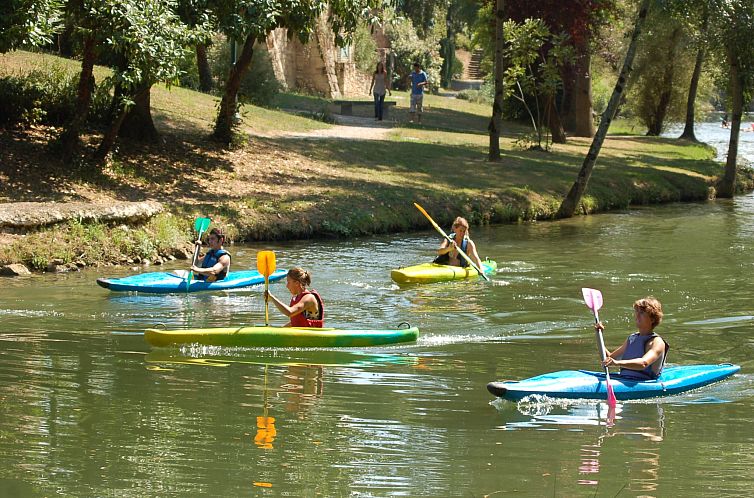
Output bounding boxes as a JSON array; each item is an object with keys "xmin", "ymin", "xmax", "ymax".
[
  {"xmin": 391, "ymin": 260, "xmax": 497, "ymax": 284},
  {"xmin": 145, "ymin": 325, "xmax": 419, "ymax": 348}
]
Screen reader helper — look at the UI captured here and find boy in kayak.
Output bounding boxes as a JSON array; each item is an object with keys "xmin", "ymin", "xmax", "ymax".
[
  {"xmin": 190, "ymin": 228, "xmax": 231, "ymax": 282},
  {"xmin": 265, "ymin": 267, "xmax": 324, "ymax": 327},
  {"xmin": 596, "ymin": 297, "xmax": 669, "ymax": 380},
  {"xmin": 434, "ymin": 217, "xmax": 484, "ymax": 269}
]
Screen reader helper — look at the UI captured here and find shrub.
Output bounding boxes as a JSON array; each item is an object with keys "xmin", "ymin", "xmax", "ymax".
[
  {"xmin": 384, "ymin": 14, "xmax": 442, "ymax": 92},
  {"xmin": 353, "ymin": 21, "xmax": 379, "ymax": 73}
]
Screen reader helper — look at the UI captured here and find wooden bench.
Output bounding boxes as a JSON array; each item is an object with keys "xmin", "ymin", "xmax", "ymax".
[{"xmin": 332, "ymin": 100, "xmax": 397, "ymax": 118}]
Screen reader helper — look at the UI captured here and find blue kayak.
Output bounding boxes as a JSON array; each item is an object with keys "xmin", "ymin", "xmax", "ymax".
[
  {"xmin": 97, "ymin": 269, "xmax": 287, "ymax": 293},
  {"xmin": 487, "ymin": 364, "xmax": 740, "ymax": 401}
]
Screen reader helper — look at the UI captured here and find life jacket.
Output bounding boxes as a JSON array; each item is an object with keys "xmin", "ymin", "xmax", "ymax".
[
  {"xmin": 433, "ymin": 233, "xmax": 469, "ymax": 266},
  {"xmin": 200, "ymin": 248, "xmax": 230, "ymax": 281},
  {"xmin": 619, "ymin": 332, "xmax": 670, "ymax": 380},
  {"xmin": 289, "ymin": 290, "xmax": 324, "ymax": 328}
]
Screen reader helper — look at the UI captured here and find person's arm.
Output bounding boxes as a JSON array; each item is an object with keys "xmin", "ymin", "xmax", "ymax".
[
  {"xmin": 437, "ymin": 239, "xmax": 456, "ymax": 255},
  {"xmin": 191, "ymin": 254, "xmax": 229, "ymax": 277},
  {"xmin": 595, "ymin": 322, "xmax": 628, "ymax": 362},
  {"xmin": 369, "ymin": 73, "xmax": 375, "ymax": 94},
  {"xmin": 387, "ymin": 75, "xmax": 392, "ymax": 96},
  {"xmin": 466, "ymin": 239, "xmax": 484, "ymax": 269},
  {"xmin": 265, "ymin": 291, "xmax": 314, "ymax": 318},
  {"xmin": 605, "ymin": 337, "xmax": 664, "ymax": 370}
]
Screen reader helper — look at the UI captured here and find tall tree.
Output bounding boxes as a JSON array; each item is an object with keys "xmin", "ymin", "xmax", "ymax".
[
  {"xmin": 95, "ymin": 0, "xmax": 193, "ymax": 161},
  {"xmin": 713, "ymin": 0, "xmax": 754, "ymax": 198},
  {"xmin": 556, "ymin": 0, "xmax": 651, "ymax": 219},
  {"xmin": 487, "ymin": 0, "xmax": 504, "ymax": 161},
  {"xmin": 211, "ymin": 0, "xmax": 384, "ymax": 144}
]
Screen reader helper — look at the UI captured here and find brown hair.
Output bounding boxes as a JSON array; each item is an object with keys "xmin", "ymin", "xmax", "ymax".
[
  {"xmin": 452, "ymin": 217, "xmax": 470, "ymax": 235},
  {"xmin": 633, "ymin": 297, "xmax": 663, "ymax": 328},
  {"xmin": 287, "ymin": 267, "xmax": 311, "ymax": 287},
  {"xmin": 375, "ymin": 61, "xmax": 385, "ymax": 74},
  {"xmin": 209, "ymin": 227, "xmax": 225, "ymax": 242}
]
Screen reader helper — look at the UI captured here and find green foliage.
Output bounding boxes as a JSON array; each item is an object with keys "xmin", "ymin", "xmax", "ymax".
[
  {"xmin": 0, "ymin": 0, "xmax": 64, "ymax": 53},
  {"xmin": 353, "ymin": 21, "xmax": 379, "ymax": 73},
  {"xmin": 0, "ymin": 63, "xmax": 112, "ymax": 128},
  {"xmin": 384, "ymin": 12, "xmax": 442, "ymax": 92}
]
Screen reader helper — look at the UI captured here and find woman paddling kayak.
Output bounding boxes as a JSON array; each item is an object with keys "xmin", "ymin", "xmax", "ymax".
[
  {"xmin": 264, "ymin": 268, "xmax": 324, "ymax": 327},
  {"xmin": 597, "ymin": 297, "xmax": 669, "ymax": 380},
  {"xmin": 434, "ymin": 217, "xmax": 484, "ymax": 269}
]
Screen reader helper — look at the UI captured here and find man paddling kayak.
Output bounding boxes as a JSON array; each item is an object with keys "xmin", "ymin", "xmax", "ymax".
[
  {"xmin": 265, "ymin": 268, "xmax": 324, "ymax": 327},
  {"xmin": 434, "ymin": 217, "xmax": 484, "ymax": 269},
  {"xmin": 597, "ymin": 297, "xmax": 669, "ymax": 380},
  {"xmin": 190, "ymin": 228, "xmax": 231, "ymax": 282}
]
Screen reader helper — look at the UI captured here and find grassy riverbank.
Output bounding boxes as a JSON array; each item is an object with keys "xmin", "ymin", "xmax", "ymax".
[{"xmin": 2, "ymin": 50, "xmax": 753, "ymax": 271}]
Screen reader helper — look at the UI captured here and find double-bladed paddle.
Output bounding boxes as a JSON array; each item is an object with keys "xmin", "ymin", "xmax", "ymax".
[
  {"xmin": 413, "ymin": 202, "xmax": 490, "ymax": 281},
  {"xmin": 187, "ymin": 217, "xmax": 211, "ymax": 287},
  {"xmin": 256, "ymin": 250, "xmax": 276, "ymax": 326},
  {"xmin": 581, "ymin": 287, "xmax": 618, "ymax": 413}
]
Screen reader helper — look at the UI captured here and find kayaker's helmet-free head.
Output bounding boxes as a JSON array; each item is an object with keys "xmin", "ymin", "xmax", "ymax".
[
  {"xmin": 633, "ymin": 297, "xmax": 663, "ymax": 329},
  {"xmin": 452, "ymin": 217, "xmax": 470, "ymax": 236},
  {"xmin": 208, "ymin": 228, "xmax": 226, "ymax": 245}
]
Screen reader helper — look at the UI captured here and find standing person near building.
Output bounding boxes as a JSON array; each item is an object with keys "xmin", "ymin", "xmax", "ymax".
[
  {"xmin": 369, "ymin": 61, "xmax": 392, "ymax": 121},
  {"xmin": 409, "ymin": 62, "xmax": 428, "ymax": 124}
]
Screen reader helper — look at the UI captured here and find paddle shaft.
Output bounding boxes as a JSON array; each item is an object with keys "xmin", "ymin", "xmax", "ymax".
[
  {"xmin": 414, "ymin": 203, "xmax": 490, "ymax": 281},
  {"xmin": 592, "ymin": 309, "xmax": 617, "ymax": 403},
  {"xmin": 264, "ymin": 276, "xmax": 270, "ymax": 326}
]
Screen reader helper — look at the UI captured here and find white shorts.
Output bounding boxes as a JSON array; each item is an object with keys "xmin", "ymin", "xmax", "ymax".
[{"xmin": 410, "ymin": 94, "xmax": 423, "ymax": 113}]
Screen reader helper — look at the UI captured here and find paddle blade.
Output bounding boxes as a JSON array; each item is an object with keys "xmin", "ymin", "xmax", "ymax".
[
  {"xmin": 256, "ymin": 250, "xmax": 276, "ymax": 277},
  {"xmin": 581, "ymin": 288, "xmax": 603, "ymax": 312},
  {"xmin": 413, "ymin": 202, "xmax": 430, "ymax": 219},
  {"xmin": 606, "ymin": 383, "xmax": 617, "ymax": 409},
  {"xmin": 194, "ymin": 217, "xmax": 211, "ymax": 233}
]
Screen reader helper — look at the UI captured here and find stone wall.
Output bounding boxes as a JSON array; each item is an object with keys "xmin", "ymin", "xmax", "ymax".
[{"xmin": 264, "ymin": 14, "xmax": 384, "ymax": 98}]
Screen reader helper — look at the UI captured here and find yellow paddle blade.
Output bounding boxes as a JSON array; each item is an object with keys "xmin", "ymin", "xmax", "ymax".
[{"xmin": 256, "ymin": 250, "xmax": 276, "ymax": 277}]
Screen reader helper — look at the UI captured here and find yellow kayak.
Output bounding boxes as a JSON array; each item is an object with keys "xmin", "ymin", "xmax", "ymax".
[
  {"xmin": 145, "ymin": 325, "xmax": 419, "ymax": 348},
  {"xmin": 391, "ymin": 260, "xmax": 497, "ymax": 284}
]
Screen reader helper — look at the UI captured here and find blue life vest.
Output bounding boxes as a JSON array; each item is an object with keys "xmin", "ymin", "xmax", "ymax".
[
  {"xmin": 433, "ymin": 234, "xmax": 469, "ymax": 266},
  {"xmin": 619, "ymin": 332, "xmax": 669, "ymax": 380},
  {"xmin": 201, "ymin": 248, "xmax": 230, "ymax": 280}
]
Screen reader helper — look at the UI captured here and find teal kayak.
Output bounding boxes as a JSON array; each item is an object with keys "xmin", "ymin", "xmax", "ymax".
[
  {"xmin": 97, "ymin": 269, "xmax": 287, "ymax": 293},
  {"xmin": 487, "ymin": 364, "xmax": 740, "ymax": 401},
  {"xmin": 145, "ymin": 325, "xmax": 419, "ymax": 348}
]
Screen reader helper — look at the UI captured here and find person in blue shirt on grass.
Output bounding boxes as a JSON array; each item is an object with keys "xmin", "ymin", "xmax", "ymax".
[{"xmin": 409, "ymin": 62, "xmax": 428, "ymax": 124}]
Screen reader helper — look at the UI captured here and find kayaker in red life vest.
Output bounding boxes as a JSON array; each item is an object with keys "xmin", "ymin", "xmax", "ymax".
[
  {"xmin": 264, "ymin": 267, "xmax": 324, "ymax": 327},
  {"xmin": 596, "ymin": 297, "xmax": 669, "ymax": 380},
  {"xmin": 190, "ymin": 228, "xmax": 231, "ymax": 282},
  {"xmin": 434, "ymin": 216, "xmax": 484, "ymax": 268}
]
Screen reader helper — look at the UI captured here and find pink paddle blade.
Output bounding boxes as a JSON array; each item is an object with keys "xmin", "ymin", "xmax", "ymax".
[{"xmin": 581, "ymin": 288, "xmax": 603, "ymax": 312}]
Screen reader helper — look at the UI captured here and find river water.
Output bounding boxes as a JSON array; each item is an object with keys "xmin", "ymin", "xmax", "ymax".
[{"xmin": 1, "ymin": 125, "xmax": 753, "ymax": 496}]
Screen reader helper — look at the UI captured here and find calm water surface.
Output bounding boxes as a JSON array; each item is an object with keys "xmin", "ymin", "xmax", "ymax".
[{"xmin": 1, "ymin": 127, "xmax": 754, "ymax": 496}]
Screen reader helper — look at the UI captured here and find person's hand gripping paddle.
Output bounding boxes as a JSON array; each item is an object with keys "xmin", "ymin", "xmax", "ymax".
[
  {"xmin": 257, "ymin": 251, "xmax": 276, "ymax": 326},
  {"xmin": 581, "ymin": 288, "xmax": 618, "ymax": 421},
  {"xmin": 187, "ymin": 217, "xmax": 211, "ymax": 288}
]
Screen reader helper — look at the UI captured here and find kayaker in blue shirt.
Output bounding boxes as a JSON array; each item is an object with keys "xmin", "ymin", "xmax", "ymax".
[
  {"xmin": 434, "ymin": 217, "xmax": 484, "ymax": 269},
  {"xmin": 596, "ymin": 297, "xmax": 669, "ymax": 380},
  {"xmin": 190, "ymin": 228, "xmax": 231, "ymax": 282},
  {"xmin": 409, "ymin": 62, "xmax": 428, "ymax": 123}
]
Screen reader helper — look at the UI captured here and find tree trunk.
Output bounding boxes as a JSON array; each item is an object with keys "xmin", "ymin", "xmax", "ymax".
[
  {"xmin": 545, "ymin": 94, "xmax": 566, "ymax": 144},
  {"xmin": 487, "ymin": 0, "xmax": 504, "ymax": 162},
  {"xmin": 196, "ymin": 43, "xmax": 213, "ymax": 92},
  {"xmin": 119, "ymin": 82, "xmax": 158, "ymax": 141},
  {"xmin": 679, "ymin": 49, "xmax": 706, "ymax": 141},
  {"xmin": 95, "ymin": 101, "xmax": 129, "ymax": 164},
  {"xmin": 213, "ymin": 34, "xmax": 255, "ymax": 143},
  {"xmin": 647, "ymin": 27, "xmax": 681, "ymax": 136},
  {"xmin": 562, "ymin": 37, "xmax": 595, "ymax": 137},
  {"xmin": 59, "ymin": 35, "xmax": 96, "ymax": 158},
  {"xmin": 556, "ymin": 0, "xmax": 651, "ymax": 219},
  {"xmin": 719, "ymin": 58, "xmax": 742, "ymax": 198},
  {"xmin": 440, "ymin": 7, "xmax": 455, "ymax": 88}
]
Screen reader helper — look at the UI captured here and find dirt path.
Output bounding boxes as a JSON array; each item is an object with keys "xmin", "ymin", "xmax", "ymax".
[{"xmin": 274, "ymin": 115, "xmax": 394, "ymax": 140}]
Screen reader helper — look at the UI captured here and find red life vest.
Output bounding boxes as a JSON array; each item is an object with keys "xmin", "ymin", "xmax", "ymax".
[{"xmin": 289, "ymin": 290, "xmax": 324, "ymax": 328}]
